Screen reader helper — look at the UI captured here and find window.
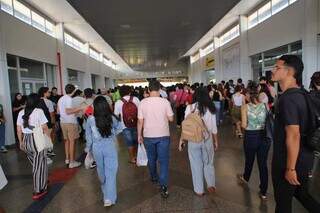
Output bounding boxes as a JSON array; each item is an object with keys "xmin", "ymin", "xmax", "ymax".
[
  {"xmin": 271, "ymin": 0, "xmax": 289, "ymax": 15},
  {"xmin": 258, "ymin": 2, "xmax": 271, "ymax": 23},
  {"xmin": 31, "ymin": 11, "xmax": 45, "ymax": 32},
  {"xmin": 45, "ymin": 20, "xmax": 54, "ymax": 37},
  {"xmin": 248, "ymin": 11, "xmax": 258, "ymax": 29},
  {"xmin": 1, "ymin": 0, "xmax": 13, "ymax": 15},
  {"xmin": 89, "ymin": 48, "xmax": 101, "ymax": 61},
  {"xmin": 13, "ymin": 0, "xmax": 31, "ymax": 24},
  {"xmin": 190, "ymin": 52, "xmax": 200, "ymax": 64},
  {"xmin": 64, "ymin": 33, "xmax": 85, "ymax": 53},
  {"xmin": 220, "ymin": 25, "xmax": 240, "ymax": 46},
  {"xmin": 289, "ymin": 0, "xmax": 297, "ymax": 4},
  {"xmin": 200, "ymin": 42, "xmax": 214, "ymax": 58},
  {"xmin": 103, "ymin": 57, "xmax": 112, "ymax": 67},
  {"xmin": 112, "ymin": 63, "xmax": 117, "ymax": 70},
  {"xmin": 19, "ymin": 57, "xmax": 44, "ymax": 79}
]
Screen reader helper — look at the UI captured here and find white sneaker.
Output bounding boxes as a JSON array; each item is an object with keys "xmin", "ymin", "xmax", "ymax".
[
  {"xmin": 65, "ymin": 159, "xmax": 70, "ymax": 165},
  {"xmin": 69, "ymin": 161, "xmax": 81, "ymax": 169},
  {"xmin": 47, "ymin": 158, "xmax": 53, "ymax": 165},
  {"xmin": 0, "ymin": 147, "xmax": 8, "ymax": 153},
  {"xmin": 104, "ymin": 199, "xmax": 113, "ymax": 207}
]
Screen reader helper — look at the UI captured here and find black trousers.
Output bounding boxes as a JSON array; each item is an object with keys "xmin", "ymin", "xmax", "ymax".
[
  {"xmin": 176, "ymin": 105, "xmax": 186, "ymax": 126},
  {"xmin": 243, "ymin": 130, "xmax": 270, "ymax": 195},
  {"xmin": 272, "ymin": 165, "xmax": 320, "ymax": 213}
]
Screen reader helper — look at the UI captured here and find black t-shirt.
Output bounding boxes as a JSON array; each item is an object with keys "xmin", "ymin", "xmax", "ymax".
[
  {"xmin": 273, "ymin": 88, "xmax": 314, "ymax": 174},
  {"xmin": 49, "ymin": 95, "xmax": 61, "ymax": 105},
  {"xmin": 38, "ymin": 99, "xmax": 52, "ymax": 129}
]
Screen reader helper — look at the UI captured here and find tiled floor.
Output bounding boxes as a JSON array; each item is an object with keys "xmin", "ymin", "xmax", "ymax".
[{"xmin": 0, "ymin": 119, "xmax": 315, "ymax": 213}]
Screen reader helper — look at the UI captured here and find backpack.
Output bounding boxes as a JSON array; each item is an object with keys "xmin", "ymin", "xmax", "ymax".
[
  {"xmin": 181, "ymin": 105, "xmax": 209, "ymax": 143},
  {"xmin": 290, "ymin": 89, "xmax": 320, "ymax": 152},
  {"xmin": 121, "ymin": 96, "xmax": 138, "ymax": 128}
]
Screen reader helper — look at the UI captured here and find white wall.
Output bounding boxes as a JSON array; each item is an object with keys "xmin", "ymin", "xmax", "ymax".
[{"xmin": 221, "ymin": 43, "xmax": 240, "ymax": 81}]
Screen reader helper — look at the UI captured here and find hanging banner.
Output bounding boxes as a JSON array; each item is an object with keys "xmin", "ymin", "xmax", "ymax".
[{"xmin": 205, "ymin": 56, "xmax": 215, "ymax": 69}]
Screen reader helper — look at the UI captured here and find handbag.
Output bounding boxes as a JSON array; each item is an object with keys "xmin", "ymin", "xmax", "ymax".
[{"xmin": 33, "ymin": 110, "xmax": 53, "ymax": 152}]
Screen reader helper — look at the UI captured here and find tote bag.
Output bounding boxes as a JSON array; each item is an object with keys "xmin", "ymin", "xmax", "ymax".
[
  {"xmin": 137, "ymin": 144, "xmax": 148, "ymax": 166},
  {"xmin": 33, "ymin": 110, "xmax": 53, "ymax": 152}
]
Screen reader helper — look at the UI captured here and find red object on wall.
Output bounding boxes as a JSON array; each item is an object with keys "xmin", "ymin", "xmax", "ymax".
[{"xmin": 57, "ymin": 52, "xmax": 63, "ymax": 94}]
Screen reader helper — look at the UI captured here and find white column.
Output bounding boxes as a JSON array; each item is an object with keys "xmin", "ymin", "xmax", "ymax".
[
  {"xmin": 55, "ymin": 23, "xmax": 69, "ymax": 94},
  {"xmin": 239, "ymin": 15, "xmax": 252, "ymax": 84},
  {"xmin": 0, "ymin": 13, "xmax": 15, "ymax": 145},
  {"xmin": 302, "ymin": 0, "xmax": 318, "ymax": 88},
  {"xmin": 83, "ymin": 43, "xmax": 92, "ymax": 89},
  {"xmin": 213, "ymin": 37, "xmax": 222, "ymax": 82}
]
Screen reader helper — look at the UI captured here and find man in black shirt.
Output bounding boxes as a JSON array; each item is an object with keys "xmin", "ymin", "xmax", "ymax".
[{"xmin": 271, "ymin": 55, "xmax": 319, "ymax": 213}]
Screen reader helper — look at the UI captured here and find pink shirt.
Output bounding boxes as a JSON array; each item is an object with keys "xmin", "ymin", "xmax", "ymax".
[
  {"xmin": 175, "ymin": 90, "xmax": 189, "ymax": 105},
  {"xmin": 138, "ymin": 97, "xmax": 174, "ymax": 137}
]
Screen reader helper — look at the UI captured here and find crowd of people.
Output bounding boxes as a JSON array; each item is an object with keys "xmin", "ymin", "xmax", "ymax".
[{"xmin": 0, "ymin": 54, "xmax": 320, "ymax": 212}]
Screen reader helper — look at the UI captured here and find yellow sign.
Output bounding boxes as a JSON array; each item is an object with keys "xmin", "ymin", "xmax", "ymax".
[{"xmin": 205, "ymin": 56, "xmax": 215, "ymax": 69}]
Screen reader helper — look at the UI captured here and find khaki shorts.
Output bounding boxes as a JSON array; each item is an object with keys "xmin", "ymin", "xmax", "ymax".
[{"xmin": 60, "ymin": 123, "xmax": 79, "ymax": 141}]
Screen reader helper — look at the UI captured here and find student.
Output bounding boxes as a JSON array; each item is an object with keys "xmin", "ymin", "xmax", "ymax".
[
  {"xmin": 85, "ymin": 96, "xmax": 122, "ymax": 207},
  {"xmin": 271, "ymin": 55, "xmax": 320, "ymax": 213},
  {"xmin": 137, "ymin": 80, "xmax": 174, "ymax": 198},
  {"xmin": 114, "ymin": 85, "xmax": 140, "ymax": 164},
  {"xmin": 238, "ymin": 83, "xmax": 270, "ymax": 200},
  {"xmin": 12, "ymin": 93, "xmax": 25, "ymax": 145},
  {"xmin": 231, "ymin": 85, "xmax": 245, "ymax": 138},
  {"xmin": 180, "ymin": 87, "xmax": 219, "ymax": 196},
  {"xmin": 17, "ymin": 94, "xmax": 50, "ymax": 200},
  {"xmin": 57, "ymin": 84, "xmax": 83, "ymax": 169},
  {"xmin": 0, "ymin": 103, "xmax": 7, "ymax": 153}
]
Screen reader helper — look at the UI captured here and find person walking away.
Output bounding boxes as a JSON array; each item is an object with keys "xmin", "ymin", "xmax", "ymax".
[
  {"xmin": 175, "ymin": 84, "xmax": 189, "ymax": 128},
  {"xmin": 114, "ymin": 85, "xmax": 140, "ymax": 164},
  {"xmin": 271, "ymin": 55, "xmax": 320, "ymax": 213},
  {"xmin": 179, "ymin": 87, "xmax": 219, "ymax": 196},
  {"xmin": 0, "ymin": 103, "xmax": 7, "ymax": 153},
  {"xmin": 238, "ymin": 83, "xmax": 270, "ymax": 200},
  {"xmin": 231, "ymin": 86, "xmax": 245, "ymax": 138},
  {"xmin": 211, "ymin": 85, "xmax": 223, "ymax": 126},
  {"xmin": 57, "ymin": 84, "xmax": 83, "ymax": 169},
  {"xmin": 137, "ymin": 80, "xmax": 174, "ymax": 198},
  {"xmin": 12, "ymin": 93, "xmax": 25, "ymax": 147},
  {"xmin": 100, "ymin": 88, "xmax": 114, "ymax": 111},
  {"xmin": 85, "ymin": 96, "xmax": 122, "ymax": 207},
  {"xmin": 16, "ymin": 94, "xmax": 50, "ymax": 200}
]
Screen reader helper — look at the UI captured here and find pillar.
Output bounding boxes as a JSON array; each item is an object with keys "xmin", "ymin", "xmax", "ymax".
[{"xmin": 239, "ymin": 15, "xmax": 252, "ymax": 84}]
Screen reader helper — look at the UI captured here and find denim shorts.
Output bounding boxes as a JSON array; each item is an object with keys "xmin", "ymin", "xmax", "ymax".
[{"xmin": 122, "ymin": 128, "xmax": 138, "ymax": 147}]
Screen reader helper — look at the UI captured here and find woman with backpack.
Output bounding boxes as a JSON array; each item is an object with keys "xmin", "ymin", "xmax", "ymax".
[
  {"xmin": 85, "ymin": 96, "xmax": 122, "ymax": 207},
  {"xmin": 179, "ymin": 87, "xmax": 219, "ymax": 196},
  {"xmin": 238, "ymin": 83, "xmax": 270, "ymax": 200}
]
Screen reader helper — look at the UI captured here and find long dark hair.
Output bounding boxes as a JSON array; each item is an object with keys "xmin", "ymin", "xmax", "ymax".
[
  {"xmin": 192, "ymin": 88, "xmax": 216, "ymax": 116},
  {"xmin": 22, "ymin": 93, "xmax": 40, "ymax": 128},
  {"xmin": 247, "ymin": 83, "xmax": 260, "ymax": 104},
  {"xmin": 13, "ymin": 93, "xmax": 24, "ymax": 106},
  {"xmin": 93, "ymin": 96, "xmax": 119, "ymax": 138}
]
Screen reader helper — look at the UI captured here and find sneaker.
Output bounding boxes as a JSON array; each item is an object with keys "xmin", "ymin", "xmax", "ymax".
[
  {"xmin": 237, "ymin": 174, "xmax": 248, "ymax": 184},
  {"xmin": 90, "ymin": 161, "xmax": 97, "ymax": 169},
  {"xmin": 104, "ymin": 199, "xmax": 113, "ymax": 207},
  {"xmin": 160, "ymin": 186, "xmax": 169, "ymax": 198},
  {"xmin": 47, "ymin": 158, "xmax": 53, "ymax": 165},
  {"xmin": 47, "ymin": 150, "xmax": 56, "ymax": 157},
  {"xmin": 0, "ymin": 147, "xmax": 8, "ymax": 153},
  {"xmin": 32, "ymin": 190, "xmax": 48, "ymax": 200},
  {"xmin": 259, "ymin": 192, "xmax": 267, "ymax": 200},
  {"xmin": 65, "ymin": 159, "xmax": 70, "ymax": 165},
  {"xmin": 69, "ymin": 161, "xmax": 81, "ymax": 169}
]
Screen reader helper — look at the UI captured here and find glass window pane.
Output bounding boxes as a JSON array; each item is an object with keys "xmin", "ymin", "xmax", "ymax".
[
  {"xmin": 13, "ymin": 0, "xmax": 31, "ymax": 24},
  {"xmin": 68, "ymin": 69, "xmax": 78, "ymax": 82},
  {"xmin": 7, "ymin": 54, "xmax": 16, "ymax": 67},
  {"xmin": 1, "ymin": 0, "xmax": 13, "ymax": 15},
  {"xmin": 248, "ymin": 11, "xmax": 258, "ymax": 29},
  {"xmin": 46, "ymin": 64, "xmax": 55, "ymax": 88},
  {"xmin": 8, "ymin": 68, "xmax": 19, "ymax": 100},
  {"xmin": 31, "ymin": 11, "xmax": 45, "ymax": 32},
  {"xmin": 89, "ymin": 48, "xmax": 100, "ymax": 61},
  {"xmin": 45, "ymin": 20, "xmax": 55, "ymax": 37},
  {"xmin": 19, "ymin": 57, "xmax": 44, "ymax": 79},
  {"xmin": 272, "ymin": 0, "xmax": 289, "ymax": 15},
  {"xmin": 258, "ymin": 2, "xmax": 271, "ymax": 23},
  {"xmin": 289, "ymin": 0, "xmax": 297, "ymax": 4}
]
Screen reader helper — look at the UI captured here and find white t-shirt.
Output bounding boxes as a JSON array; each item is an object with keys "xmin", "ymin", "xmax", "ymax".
[
  {"xmin": 44, "ymin": 98, "xmax": 54, "ymax": 113},
  {"xmin": 58, "ymin": 95, "xmax": 77, "ymax": 124},
  {"xmin": 160, "ymin": 89, "xmax": 168, "ymax": 98},
  {"xmin": 185, "ymin": 103, "xmax": 218, "ymax": 134},
  {"xmin": 114, "ymin": 96, "xmax": 140, "ymax": 130},
  {"xmin": 17, "ymin": 108, "xmax": 48, "ymax": 134}
]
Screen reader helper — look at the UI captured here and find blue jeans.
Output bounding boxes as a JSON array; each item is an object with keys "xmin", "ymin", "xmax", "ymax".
[
  {"xmin": 243, "ymin": 130, "xmax": 270, "ymax": 195},
  {"xmin": 144, "ymin": 136, "xmax": 170, "ymax": 187},
  {"xmin": 122, "ymin": 128, "xmax": 138, "ymax": 147},
  {"xmin": 0, "ymin": 124, "xmax": 5, "ymax": 148},
  {"xmin": 213, "ymin": 101, "xmax": 221, "ymax": 126},
  {"xmin": 92, "ymin": 140, "xmax": 118, "ymax": 203}
]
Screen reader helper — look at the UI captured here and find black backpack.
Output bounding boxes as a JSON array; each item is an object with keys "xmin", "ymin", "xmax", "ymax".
[{"xmin": 293, "ymin": 89, "xmax": 320, "ymax": 152}]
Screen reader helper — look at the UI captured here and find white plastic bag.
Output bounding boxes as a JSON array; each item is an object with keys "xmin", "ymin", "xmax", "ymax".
[
  {"xmin": 0, "ymin": 164, "xmax": 8, "ymax": 190},
  {"xmin": 137, "ymin": 144, "xmax": 148, "ymax": 166},
  {"xmin": 84, "ymin": 152, "xmax": 94, "ymax": 170}
]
